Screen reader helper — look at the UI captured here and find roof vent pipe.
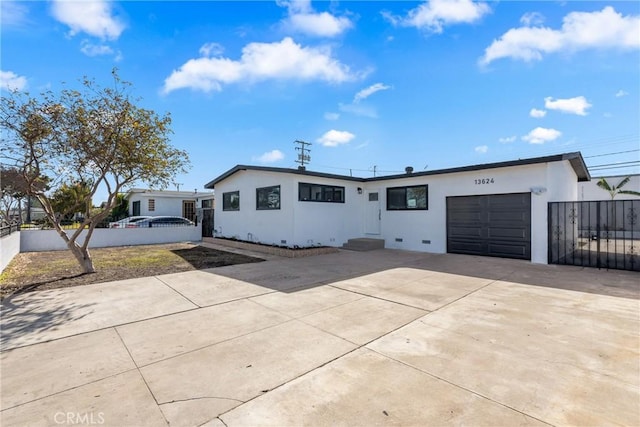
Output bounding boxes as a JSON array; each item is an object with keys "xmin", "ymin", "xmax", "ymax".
[{"xmin": 405, "ymin": 166, "xmax": 414, "ymax": 174}]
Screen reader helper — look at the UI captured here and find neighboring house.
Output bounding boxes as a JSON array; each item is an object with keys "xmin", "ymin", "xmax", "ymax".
[
  {"xmin": 578, "ymin": 174, "xmax": 640, "ymax": 201},
  {"xmin": 126, "ymin": 189, "xmax": 214, "ymax": 222},
  {"xmin": 204, "ymin": 152, "xmax": 590, "ymax": 265}
]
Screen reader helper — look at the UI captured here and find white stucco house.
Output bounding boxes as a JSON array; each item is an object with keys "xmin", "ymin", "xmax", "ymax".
[
  {"xmin": 126, "ymin": 189, "xmax": 214, "ymax": 222},
  {"xmin": 204, "ymin": 152, "xmax": 591, "ymax": 265}
]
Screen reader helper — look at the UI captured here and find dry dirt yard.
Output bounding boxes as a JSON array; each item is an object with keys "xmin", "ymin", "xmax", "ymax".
[{"xmin": 0, "ymin": 243, "xmax": 264, "ymax": 298}]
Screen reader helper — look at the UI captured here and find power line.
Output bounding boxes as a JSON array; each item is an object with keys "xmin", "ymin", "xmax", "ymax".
[{"xmin": 584, "ymin": 149, "xmax": 640, "ymax": 158}]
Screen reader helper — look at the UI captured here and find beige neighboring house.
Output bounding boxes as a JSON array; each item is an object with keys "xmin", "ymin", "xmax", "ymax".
[
  {"xmin": 125, "ymin": 188, "xmax": 214, "ymax": 222},
  {"xmin": 579, "ymin": 174, "xmax": 640, "ymax": 201}
]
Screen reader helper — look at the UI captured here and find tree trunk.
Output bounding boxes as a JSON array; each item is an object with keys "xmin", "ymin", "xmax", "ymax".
[{"xmin": 67, "ymin": 242, "xmax": 96, "ymax": 274}]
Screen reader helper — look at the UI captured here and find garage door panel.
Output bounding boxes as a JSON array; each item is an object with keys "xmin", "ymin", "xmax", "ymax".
[
  {"xmin": 488, "ymin": 243, "xmax": 528, "ymax": 258},
  {"xmin": 447, "ymin": 193, "xmax": 531, "ymax": 260},
  {"xmin": 448, "ymin": 240, "xmax": 485, "ymax": 254},
  {"xmin": 449, "ymin": 226, "xmax": 483, "ymax": 238},
  {"xmin": 487, "ymin": 211, "xmax": 530, "ymax": 223}
]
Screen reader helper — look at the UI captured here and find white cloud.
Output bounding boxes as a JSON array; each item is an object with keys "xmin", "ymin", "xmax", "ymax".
[
  {"xmin": 324, "ymin": 112, "xmax": 340, "ymax": 120},
  {"xmin": 385, "ymin": 0, "xmax": 491, "ymax": 33},
  {"xmin": 615, "ymin": 89, "xmax": 628, "ymax": 97},
  {"xmin": 163, "ymin": 37, "xmax": 362, "ymax": 94},
  {"xmin": 51, "ymin": 0, "xmax": 125, "ymax": 40},
  {"xmin": 278, "ymin": 0, "xmax": 352, "ymax": 37},
  {"xmin": 1, "ymin": 1, "xmax": 29, "ymax": 27},
  {"xmin": 520, "ymin": 12, "xmax": 545, "ymax": 27},
  {"xmin": 317, "ymin": 129, "xmax": 355, "ymax": 147},
  {"xmin": 475, "ymin": 145, "xmax": 488, "ymax": 153},
  {"xmin": 544, "ymin": 96, "xmax": 592, "ymax": 115},
  {"xmin": 499, "ymin": 135, "xmax": 516, "ymax": 143},
  {"xmin": 253, "ymin": 149, "xmax": 284, "ymax": 164},
  {"xmin": 338, "ymin": 102, "xmax": 378, "ymax": 118},
  {"xmin": 199, "ymin": 42, "xmax": 224, "ymax": 57},
  {"xmin": 522, "ymin": 127, "xmax": 562, "ymax": 144},
  {"xmin": 353, "ymin": 82, "xmax": 391, "ymax": 103},
  {"xmin": 0, "ymin": 70, "xmax": 27, "ymax": 91},
  {"xmin": 480, "ymin": 7, "xmax": 640, "ymax": 65},
  {"xmin": 529, "ymin": 108, "xmax": 547, "ymax": 118},
  {"xmin": 80, "ymin": 39, "xmax": 112, "ymax": 56},
  {"xmin": 603, "ymin": 112, "xmax": 613, "ymax": 118}
]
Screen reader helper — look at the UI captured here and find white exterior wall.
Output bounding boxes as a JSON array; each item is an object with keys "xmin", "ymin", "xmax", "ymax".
[
  {"xmin": 1, "ymin": 231, "xmax": 21, "ymax": 272},
  {"xmin": 579, "ymin": 175, "xmax": 640, "ymax": 201},
  {"xmin": 291, "ymin": 177, "xmax": 362, "ymax": 247},
  {"xmin": 20, "ymin": 226, "xmax": 201, "ymax": 252},
  {"xmin": 215, "ymin": 171, "xmax": 295, "ymax": 245}
]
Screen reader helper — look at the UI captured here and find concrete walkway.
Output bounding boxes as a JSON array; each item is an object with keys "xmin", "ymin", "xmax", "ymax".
[{"xmin": 1, "ymin": 248, "xmax": 638, "ymax": 427}]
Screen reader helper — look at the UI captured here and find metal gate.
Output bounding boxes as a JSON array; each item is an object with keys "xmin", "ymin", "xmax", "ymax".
[
  {"xmin": 201, "ymin": 208, "xmax": 214, "ymax": 238},
  {"xmin": 548, "ymin": 200, "xmax": 639, "ymax": 271}
]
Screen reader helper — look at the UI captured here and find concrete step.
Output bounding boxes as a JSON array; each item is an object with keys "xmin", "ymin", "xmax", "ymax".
[{"xmin": 342, "ymin": 238, "xmax": 385, "ymax": 251}]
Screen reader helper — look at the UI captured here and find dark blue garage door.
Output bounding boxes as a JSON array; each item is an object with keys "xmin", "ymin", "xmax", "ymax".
[{"xmin": 447, "ymin": 193, "xmax": 531, "ymax": 260}]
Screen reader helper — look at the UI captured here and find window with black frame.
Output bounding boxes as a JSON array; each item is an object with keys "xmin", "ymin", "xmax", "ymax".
[
  {"xmin": 387, "ymin": 185, "xmax": 428, "ymax": 210},
  {"xmin": 222, "ymin": 191, "xmax": 240, "ymax": 211},
  {"xmin": 298, "ymin": 183, "xmax": 345, "ymax": 203},
  {"xmin": 256, "ymin": 185, "xmax": 280, "ymax": 210}
]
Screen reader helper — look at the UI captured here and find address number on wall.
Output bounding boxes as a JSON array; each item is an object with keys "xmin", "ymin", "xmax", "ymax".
[{"xmin": 474, "ymin": 178, "xmax": 495, "ymax": 185}]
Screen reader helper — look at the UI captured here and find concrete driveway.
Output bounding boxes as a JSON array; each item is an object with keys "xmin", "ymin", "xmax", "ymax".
[{"xmin": 1, "ymin": 246, "xmax": 638, "ymax": 427}]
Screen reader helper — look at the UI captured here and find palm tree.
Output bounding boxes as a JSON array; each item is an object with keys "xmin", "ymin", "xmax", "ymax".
[{"xmin": 597, "ymin": 176, "xmax": 640, "ymax": 199}]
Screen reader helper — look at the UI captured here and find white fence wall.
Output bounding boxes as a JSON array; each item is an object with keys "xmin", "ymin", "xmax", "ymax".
[
  {"xmin": 20, "ymin": 225, "xmax": 202, "ymax": 252},
  {"xmin": 1, "ymin": 232, "xmax": 21, "ymax": 272}
]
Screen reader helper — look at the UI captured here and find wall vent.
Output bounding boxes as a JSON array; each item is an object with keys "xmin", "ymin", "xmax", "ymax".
[
  {"xmin": 395, "ymin": 238, "xmax": 403, "ymax": 242},
  {"xmin": 422, "ymin": 239, "xmax": 431, "ymax": 244},
  {"xmin": 281, "ymin": 240, "xmax": 287, "ymax": 244}
]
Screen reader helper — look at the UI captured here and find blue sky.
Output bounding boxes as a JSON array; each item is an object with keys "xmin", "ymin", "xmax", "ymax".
[{"xmin": 2, "ymin": 0, "xmax": 639, "ymax": 201}]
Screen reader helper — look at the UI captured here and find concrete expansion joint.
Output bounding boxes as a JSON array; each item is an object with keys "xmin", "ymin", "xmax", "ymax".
[
  {"xmin": 366, "ymin": 347, "xmax": 555, "ymax": 427},
  {"xmin": 155, "ymin": 276, "xmax": 201, "ymax": 308},
  {"xmin": 0, "ymin": 366, "xmax": 141, "ymax": 412},
  {"xmin": 159, "ymin": 396, "xmax": 245, "ymax": 406}
]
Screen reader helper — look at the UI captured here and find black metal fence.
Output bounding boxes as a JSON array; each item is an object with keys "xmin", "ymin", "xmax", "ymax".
[
  {"xmin": 548, "ymin": 200, "xmax": 640, "ymax": 271},
  {"xmin": 0, "ymin": 221, "xmax": 20, "ymax": 238}
]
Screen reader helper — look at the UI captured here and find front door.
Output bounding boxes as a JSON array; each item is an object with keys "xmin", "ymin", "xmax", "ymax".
[
  {"xmin": 182, "ymin": 200, "xmax": 196, "ymax": 222},
  {"xmin": 365, "ymin": 191, "xmax": 381, "ymax": 235}
]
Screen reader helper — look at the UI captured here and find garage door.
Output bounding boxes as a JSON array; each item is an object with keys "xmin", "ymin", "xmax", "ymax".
[{"xmin": 447, "ymin": 193, "xmax": 531, "ymax": 260}]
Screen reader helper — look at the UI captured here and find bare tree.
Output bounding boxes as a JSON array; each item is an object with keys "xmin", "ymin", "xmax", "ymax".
[{"xmin": 0, "ymin": 69, "xmax": 190, "ymax": 273}]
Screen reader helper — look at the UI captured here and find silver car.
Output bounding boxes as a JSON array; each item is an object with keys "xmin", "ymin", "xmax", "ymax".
[{"xmin": 127, "ymin": 216, "xmax": 195, "ymax": 228}]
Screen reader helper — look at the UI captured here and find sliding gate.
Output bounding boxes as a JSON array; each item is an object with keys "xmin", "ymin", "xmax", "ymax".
[{"xmin": 548, "ymin": 200, "xmax": 640, "ymax": 271}]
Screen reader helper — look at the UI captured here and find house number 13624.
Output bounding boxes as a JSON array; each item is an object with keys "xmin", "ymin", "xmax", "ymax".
[{"xmin": 475, "ymin": 178, "xmax": 494, "ymax": 185}]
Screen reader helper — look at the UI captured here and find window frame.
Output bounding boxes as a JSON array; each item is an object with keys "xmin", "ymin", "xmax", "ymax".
[
  {"xmin": 298, "ymin": 182, "xmax": 345, "ymax": 203},
  {"xmin": 148, "ymin": 198, "xmax": 155, "ymax": 212},
  {"xmin": 222, "ymin": 191, "xmax": 240, "ymax": 211},
  {"xmin": 386, "ymin": 185, "xmax": 428, "ymax": 211},
  {"xmin": 256, "ymin": 185, "xmax": 281, "ymax": 210}
]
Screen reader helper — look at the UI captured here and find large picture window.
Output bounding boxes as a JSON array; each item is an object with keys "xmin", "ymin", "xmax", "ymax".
[
  {"xmin": 387, "ymin": 185, "xmax": 428, "ymax": 210},
  {"xmin": 222, "ymin": 191, "xmax": 240, "ymax": 211},
  {"xmin": 299, "ymin": 183, "xmax": 345, "ymax": 203},
  {"xmin": 256, "ymin": 185, "xmax": 280, "ymax": 210}
]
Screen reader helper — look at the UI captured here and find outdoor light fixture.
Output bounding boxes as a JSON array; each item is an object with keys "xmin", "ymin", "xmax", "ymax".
[
  {"xmin": 530, "ymin": 186, "xmax": 547, "ymax": 195},
  {"xmin": 357, "ymin": 187, "xmax": 363, "ymax": 194}
]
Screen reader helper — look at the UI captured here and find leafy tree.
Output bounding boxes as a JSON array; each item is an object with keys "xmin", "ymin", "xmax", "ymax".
[
  {"xmin": 0, "ymin": 167, "xmax": 28, "ymax": 221},
  {"xmin": 110, "ymin": 193, "xmax": 129, "ymax": 221},
  {"xmin": 0, "ymin": 69, "xmax": 190, "ymax": 273},
  {"xmin": 597, "ymin": 176, "xmax": 640, "ymax": 199},
  {"xmin": 50, "ymin": 181, "xmax": 92, "ymax": 221}
]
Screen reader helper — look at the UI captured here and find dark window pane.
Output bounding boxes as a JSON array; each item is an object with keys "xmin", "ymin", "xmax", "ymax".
[{"xmin": 257, "ymin": 186, "xmax": 280, "ymax": 210}]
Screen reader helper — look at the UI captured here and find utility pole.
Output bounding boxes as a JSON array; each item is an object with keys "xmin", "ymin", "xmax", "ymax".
[
  {"xmin": 372, "ymin": 165, "xmax": 377, "ymax": 177},
  {"xmin": 294, "ymin": 140, "xmax": 312, "ymax": 170}
]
